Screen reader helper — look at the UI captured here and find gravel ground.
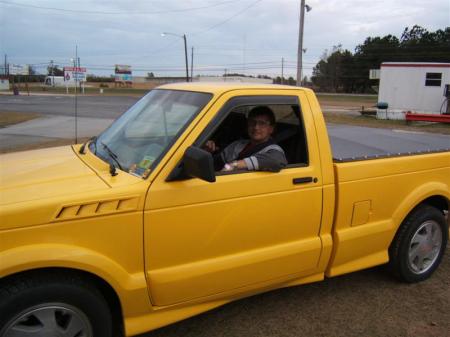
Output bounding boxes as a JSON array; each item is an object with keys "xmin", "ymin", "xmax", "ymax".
[{"xmin": 140, "ymin": 248, "xmax": 449, "ymax": 337}]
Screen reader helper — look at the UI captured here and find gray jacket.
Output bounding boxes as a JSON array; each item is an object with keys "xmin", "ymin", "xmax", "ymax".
[{"xmin": 216, "ymin": 139, "xmax": 287, "ymax": 172}]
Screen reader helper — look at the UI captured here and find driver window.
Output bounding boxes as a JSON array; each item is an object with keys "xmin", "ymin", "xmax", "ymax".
[{"xmin": 201, "ymin": 103, "xmax": 308, "ymax": 174}]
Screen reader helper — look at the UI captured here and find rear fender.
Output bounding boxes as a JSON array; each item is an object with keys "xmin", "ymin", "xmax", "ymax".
[{"xmin": 391, "ymin": 182, "xmax": 450, "ymax": 241}]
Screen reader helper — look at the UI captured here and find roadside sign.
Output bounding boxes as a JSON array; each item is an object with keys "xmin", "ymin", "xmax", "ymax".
[
  {"xmin": 115, "ymin": 64, "xmax": 132, "ymax": 83},
  {"xmin": 9, "ymin": 64, "xmax": 30, "ymax": 75},
  {"xmin": 64, "ymin": 67, "xmax": 87, "ymax": 82}
]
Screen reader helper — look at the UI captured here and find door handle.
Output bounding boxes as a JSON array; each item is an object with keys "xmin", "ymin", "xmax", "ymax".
[{"xmin": 293, "ymin": 177, "xmax": 317, "ymax": 185}]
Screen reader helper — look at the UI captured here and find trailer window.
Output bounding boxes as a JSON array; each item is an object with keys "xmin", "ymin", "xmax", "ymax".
[{"xmin": 425, "ymin": 73, "xmax": 442, "ymax": 87}]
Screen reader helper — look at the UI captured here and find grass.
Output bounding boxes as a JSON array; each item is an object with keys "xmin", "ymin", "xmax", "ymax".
[
  {"xmin": 0, "ymin": 137, "xmax": 90, "ymax": 154},
  {"xmin": 0, "ymin": 111, "xmax": 41, "ymax": 128},
  {"xmin": 317, "ymin": 93, "xmax": 377, "ymax": 100},
  {"xmin": 7, "ymin": 86, "xmax": 149, "ymax": 96},
  {"xmin": 317, "ymin": 94, "xmax": 377, "ymax": 108}
]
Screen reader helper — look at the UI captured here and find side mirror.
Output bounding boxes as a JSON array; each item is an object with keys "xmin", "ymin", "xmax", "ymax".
[
  {"xmin": 173, "ymin": 146, "xmax": 216, "ymax": 183},
  {"xmin": 184, "ymin": 146, "xmax": 216, "ymax": 182}
]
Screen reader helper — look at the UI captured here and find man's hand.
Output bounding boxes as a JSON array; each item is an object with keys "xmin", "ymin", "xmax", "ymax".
[{"xmin": 222, "ymin": 160, "xmax": 248, "ymax": 172}]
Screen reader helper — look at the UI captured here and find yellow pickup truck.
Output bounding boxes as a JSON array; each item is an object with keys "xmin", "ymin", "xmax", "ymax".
[{"xmin": 0, "ymin": 83, "xmax": 449, "ymax": 337}]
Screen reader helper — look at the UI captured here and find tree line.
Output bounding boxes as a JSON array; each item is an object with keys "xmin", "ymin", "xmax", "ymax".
[{"xmin": 311, "ymin": 25, "xmax": 450, "ymax": 93}]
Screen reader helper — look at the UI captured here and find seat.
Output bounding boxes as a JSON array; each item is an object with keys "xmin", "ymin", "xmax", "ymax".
[{"xmin": 275, "ymin": 123, "xmax": 306, "ymax": 165}]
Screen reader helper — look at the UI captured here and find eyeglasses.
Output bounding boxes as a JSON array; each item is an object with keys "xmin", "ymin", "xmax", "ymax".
[{"xmin": 248, "ymin": 119, "xmax": 272, "ymax": 127}]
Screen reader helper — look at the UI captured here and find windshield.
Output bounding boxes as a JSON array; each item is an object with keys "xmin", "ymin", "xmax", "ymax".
[{"xmin": 91, "ymin": 89, "xmax": 212, "ymax": 178}]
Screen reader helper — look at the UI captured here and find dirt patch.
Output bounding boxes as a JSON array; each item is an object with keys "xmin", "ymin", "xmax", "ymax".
[{"xmin": 0, "ymin": 111, "xmax": 41, "ymax": 128}]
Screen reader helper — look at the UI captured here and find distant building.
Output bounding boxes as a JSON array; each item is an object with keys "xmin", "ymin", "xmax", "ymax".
[
  {"xmin": 133, "ymin": 76, "xmax": 186, "ymax": 85},
  {"xmin": 195, "ymin": 76, "xmax": 272, "ymax": 84},
  {"xmin": 377, "ymin": 62, "xmax": 450, "ymax": 119},
  {"xmin": 131, "ymin": 75, "xmax": 273, "ymax": 86}
]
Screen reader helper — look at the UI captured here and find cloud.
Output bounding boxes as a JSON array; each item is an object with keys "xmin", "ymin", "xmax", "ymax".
[{"xmin": 0, "ymin": 0, "xmax": 448, "ymax": 78}]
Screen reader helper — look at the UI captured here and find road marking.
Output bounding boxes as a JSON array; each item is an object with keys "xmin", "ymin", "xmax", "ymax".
[{"xmin": 393, "ymin": 129, "xmax": 426, "ymax": 135}]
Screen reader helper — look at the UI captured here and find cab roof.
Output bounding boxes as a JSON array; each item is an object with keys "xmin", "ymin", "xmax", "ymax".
[{"xmin": 156, "ymin": 82, "xmax": 307, "ymax": 95}]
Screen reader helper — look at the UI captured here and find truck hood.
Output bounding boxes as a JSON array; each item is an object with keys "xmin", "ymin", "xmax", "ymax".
[{"xmin": 0, "ymin": 146, "xmax": 109, "ymax": 206}]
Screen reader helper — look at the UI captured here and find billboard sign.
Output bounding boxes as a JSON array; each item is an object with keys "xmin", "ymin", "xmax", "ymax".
[
  {"xmin": 115, "ymin": 64, "xmax": 132, "ymax": 74},
  {"xmin": 9, "ymin": 64, "xmax": 30, "ymax": 75},
  {"xmin": 64, "ymin": 67, "xmax": 87, "ymax": 82},
  {"xmin": 115, "ymin": 64, "xmax": 132, "ymax": 83},
  {"xmin": 115, "ymin": 74, "xmax": 133, "ymax": 82}
]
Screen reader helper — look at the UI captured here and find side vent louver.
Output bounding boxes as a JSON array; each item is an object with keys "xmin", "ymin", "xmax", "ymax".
[{"xmin": 55, "ymin": 197, "xmax": 139, "ymax": 221}]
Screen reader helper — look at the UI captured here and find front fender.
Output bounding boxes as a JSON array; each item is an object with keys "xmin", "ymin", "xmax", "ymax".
[{"xmin": 0, "ymin": 243, "xmax": 151, "ymax": 317}]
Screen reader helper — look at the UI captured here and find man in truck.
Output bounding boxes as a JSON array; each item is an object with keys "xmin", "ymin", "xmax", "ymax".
[{"xmin": 205, "ymin": 106, "xmax": 288, "ymax": 172}]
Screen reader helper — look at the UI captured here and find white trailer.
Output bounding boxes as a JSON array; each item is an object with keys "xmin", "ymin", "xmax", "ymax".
[
  {"xmin": 377, "ymin": 62, "xmax": 450, "ymax": 119},
  {"xmin": 44, "ymin": 76, "xmax": 66, "ymax": 87}
]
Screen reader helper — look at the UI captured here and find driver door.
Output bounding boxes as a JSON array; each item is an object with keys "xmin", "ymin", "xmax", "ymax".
[{"xmin": 144, "ymin": 91, "xmax": 324, "ymax": 306}]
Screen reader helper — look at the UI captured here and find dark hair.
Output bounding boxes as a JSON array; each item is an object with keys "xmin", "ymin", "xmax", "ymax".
[{"xmin": 248, "ymin": 106, "xmax": 275, "ymax": 125}]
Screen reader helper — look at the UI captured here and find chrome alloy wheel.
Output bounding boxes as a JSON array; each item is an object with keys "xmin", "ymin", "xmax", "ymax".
[
  {"xmin": 408, "ymin": 220, "xmax": 443, "ymax": 274},
  {"xmin": 2, "ymin": 303, "xmax": 93, "ymax": 337}
]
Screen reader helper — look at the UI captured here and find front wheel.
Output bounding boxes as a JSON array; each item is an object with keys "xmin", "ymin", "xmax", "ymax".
[
  {"xmin": 389, "ymin": 205, "xmax": 448, "ymax": 283},
  {"xmin": 0, "ymin": 271, "xmax": 113, "ymax": 337}
]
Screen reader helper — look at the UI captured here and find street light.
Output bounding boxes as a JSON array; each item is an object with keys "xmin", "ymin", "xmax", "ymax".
[
  {"xmin": 161, "ymin": 32, "xmax": 189, "ymax": 82},
  {"xmin": 297, "ymin": 0, "xmax": 312, "ymax": 87}
]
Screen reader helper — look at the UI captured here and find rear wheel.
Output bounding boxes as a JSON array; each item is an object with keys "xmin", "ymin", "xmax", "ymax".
[
  {"xmin": 0, "ymin": 271, "xmax": 113, "ymax": 337},
  {"xmin": 389, "ymin": 205, "xmax": 448, "ymax": 283}
]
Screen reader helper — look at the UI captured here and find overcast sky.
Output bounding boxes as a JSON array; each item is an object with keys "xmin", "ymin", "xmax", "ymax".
[{"xmin": 0, "ymin": 0, "xmax": 449, "ymax": 78}]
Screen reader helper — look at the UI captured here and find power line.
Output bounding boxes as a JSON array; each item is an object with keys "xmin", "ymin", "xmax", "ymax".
[
  {"xmin": 0, "ymin": 0, "xmax": 244, "ymax": 15},
  {"xmin": 192, "ymin": 0, "xmax": 262, "ymax": 36}
]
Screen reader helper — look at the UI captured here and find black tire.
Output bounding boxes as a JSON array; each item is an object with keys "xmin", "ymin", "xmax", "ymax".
[
  {"xmin": 389, "ymin": 205, "xmax": 448, "ymax": 283},
  {"xmin": 0, "ymin": 271, "xmax": 113, "ymax": 337}
]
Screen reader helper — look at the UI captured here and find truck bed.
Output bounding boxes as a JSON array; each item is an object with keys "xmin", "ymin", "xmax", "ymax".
[{"xmin": 327, "ymin": 124, "xmax": 450, "ymax": 162}]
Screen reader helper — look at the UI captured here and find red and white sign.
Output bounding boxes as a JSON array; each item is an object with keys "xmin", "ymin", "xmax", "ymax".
[{"xmin": 64, "ymin": 67, "xmax": 87, "ymax": 82}]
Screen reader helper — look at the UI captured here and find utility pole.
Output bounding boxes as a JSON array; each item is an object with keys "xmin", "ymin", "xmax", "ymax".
[
  {"xmin": 281, "ymin": 57, "xmax": 284, "ymax": 85},
  {"xmin": 296, "ymin": 0, "xmax": 305, "ymax": 86},
  {"xmin": 191, "ymin": 47, "xmax": 194, "ymax": 81},
  {"xmin": 3, "ymin": 54, "xmax": 7, "ymax": 77},
  {"xmin": 183, "ymin": 34, "xmax": 189, "ymax": 82},
  {"xmin": 243, "ymin": 34, "xmax": 247, "ymax": 76},
  {"xmin": 74, "ymin": 45, "xmax": 78, "ymax": 144},
  {"xmin": 50, "ymin": 60, "xmax": 54, "ymax": 86}
]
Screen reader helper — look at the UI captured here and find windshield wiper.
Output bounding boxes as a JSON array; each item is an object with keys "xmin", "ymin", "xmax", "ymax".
[
  {"xmin": 79, "ymin": 136, "xmax": 97, "ymax": 154},
  {"xmin": 101, "ymin": 141, "xmax": 123, "ymax": 176}
]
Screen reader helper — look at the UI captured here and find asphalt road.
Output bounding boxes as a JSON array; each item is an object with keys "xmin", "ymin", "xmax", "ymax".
[
  {"xmin": 0, "ymin": 94, "xmax": 139, "ymax": 119},
  {"xmin": 1, "ymin": 93, "xmax": 449, "ymax": 155}
]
